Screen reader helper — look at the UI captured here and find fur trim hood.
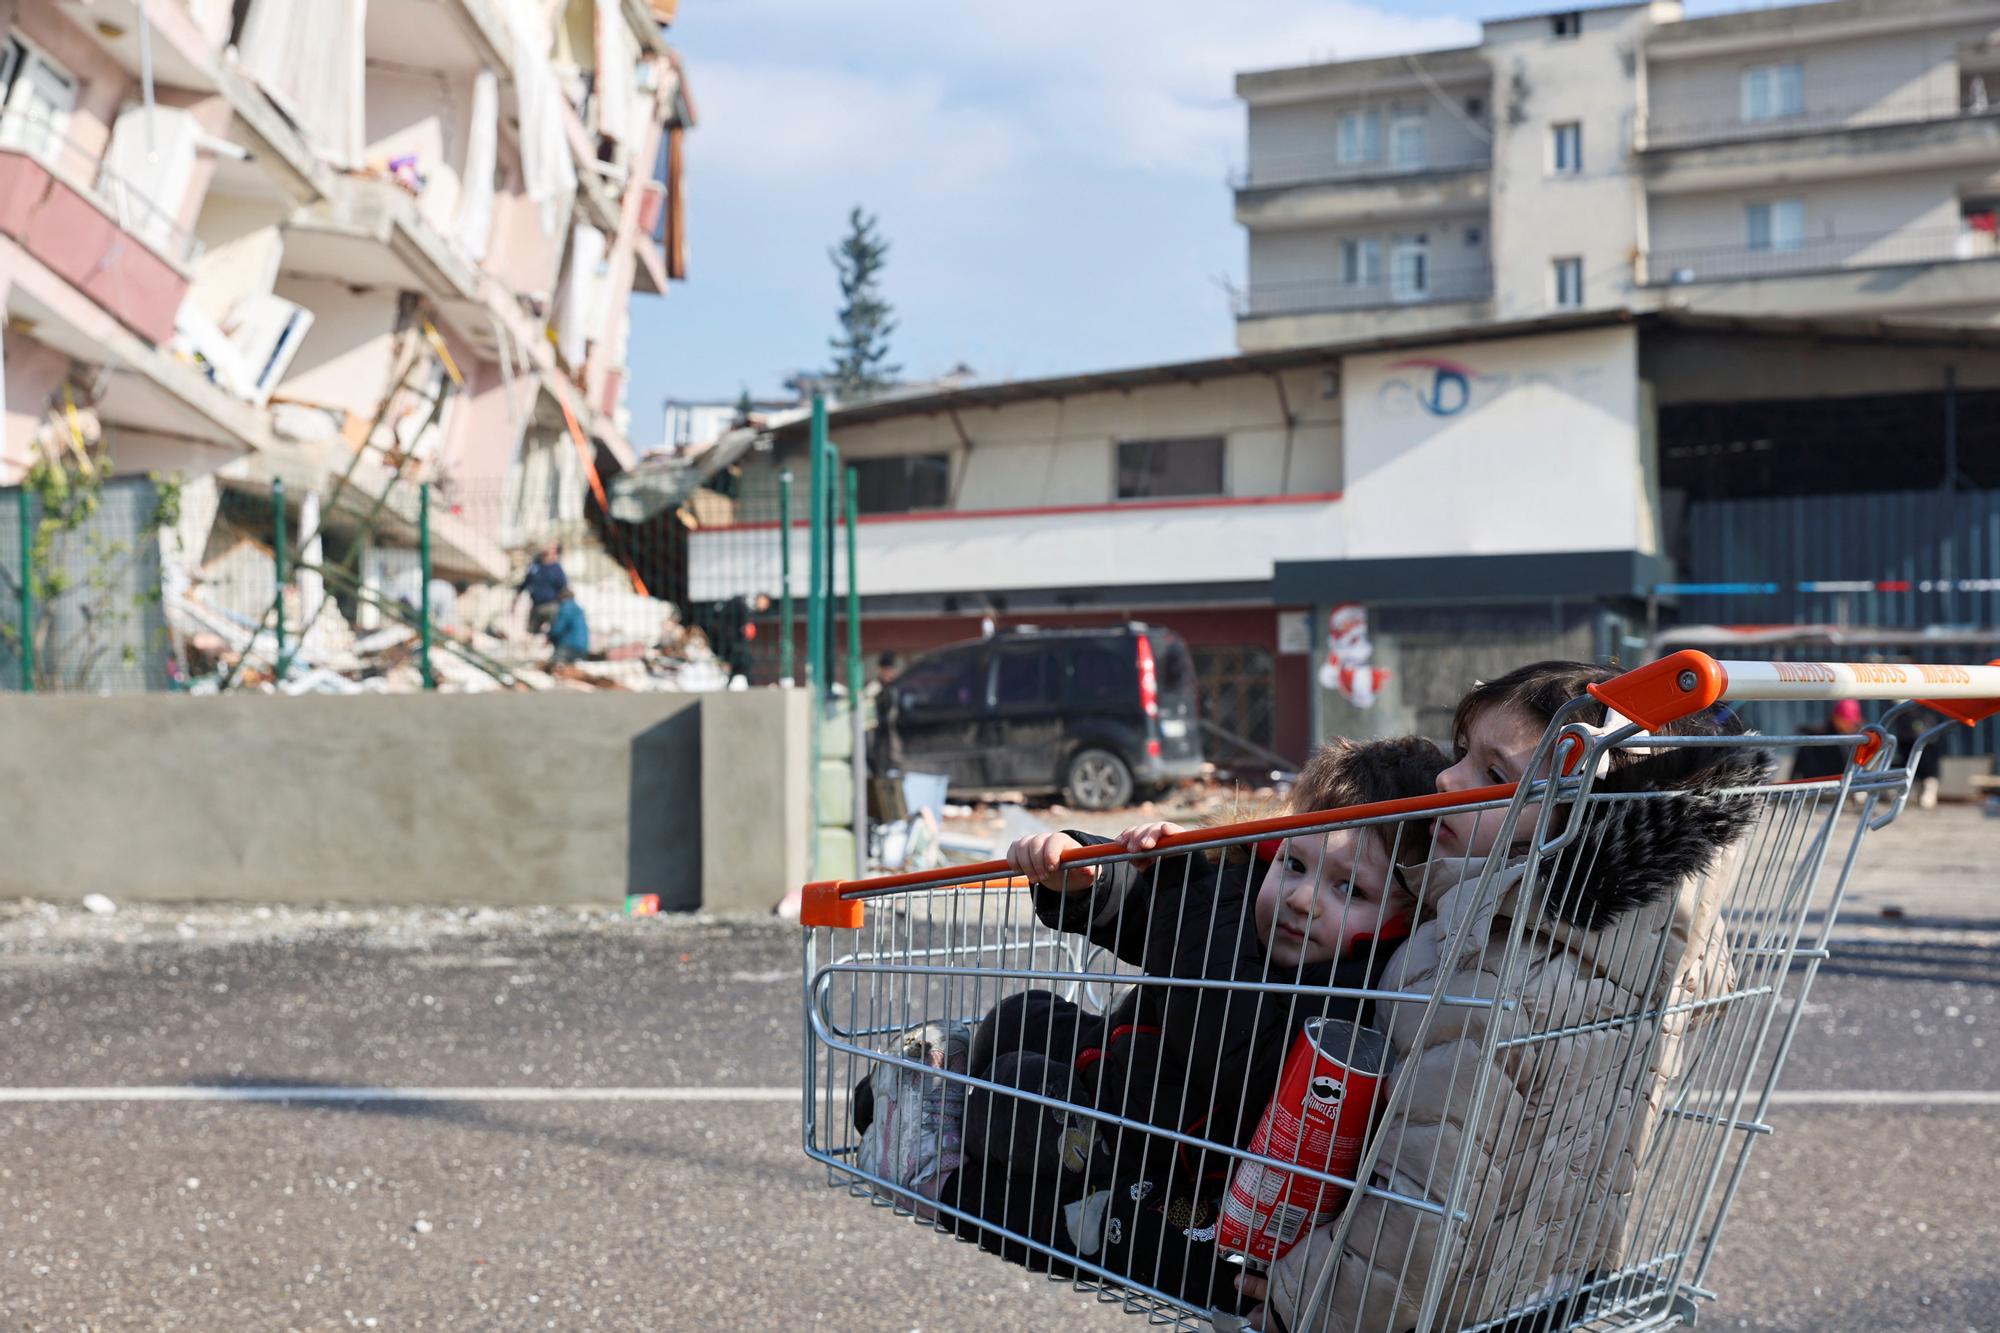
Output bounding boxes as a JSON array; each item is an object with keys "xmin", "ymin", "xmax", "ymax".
[{"xmin": 1540, "ymin": 743, "xmax": 1774, "ymax": 932}]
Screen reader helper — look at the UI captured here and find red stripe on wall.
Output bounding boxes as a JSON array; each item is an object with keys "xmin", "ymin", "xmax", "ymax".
[{"xmin": 702, "ymin": 491, "xmax": 1344, "ymax": 533}]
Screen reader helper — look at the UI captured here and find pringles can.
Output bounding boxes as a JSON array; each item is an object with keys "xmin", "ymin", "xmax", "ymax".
[{"xmin": 1217, "ymin": 1018, "xmax": 1392, "ymax": 1263}]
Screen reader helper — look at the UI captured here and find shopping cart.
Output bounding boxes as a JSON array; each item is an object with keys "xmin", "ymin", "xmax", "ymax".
[{"xmin": 799, "ymin": 652, "xmax": 2000, "ymax": 1332}]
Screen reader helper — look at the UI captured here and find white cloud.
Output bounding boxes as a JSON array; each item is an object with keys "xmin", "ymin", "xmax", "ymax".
[
  {"xmin": 682, "ymin": 0, "xmax": 1479, "ymax": 183},
  {"xmin": 690, "ymin": 60, "xmax": 1029, "ymax": 195}
]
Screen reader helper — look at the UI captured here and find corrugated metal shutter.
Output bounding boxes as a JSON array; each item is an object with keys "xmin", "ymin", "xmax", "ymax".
[{"xmin": 1678, "ymin": 491, "xmax": 2000, "ymax": 755}]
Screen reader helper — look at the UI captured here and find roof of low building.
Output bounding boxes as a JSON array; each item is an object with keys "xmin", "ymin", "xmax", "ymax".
[{"xmin": 770, "ymin": 309, "xmax": 2000, "ymax": 440}]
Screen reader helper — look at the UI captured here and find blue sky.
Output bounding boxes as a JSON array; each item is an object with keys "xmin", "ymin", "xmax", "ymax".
[{"xmin": 627, "ymin": 0, "xmax": 1774, "ymax": 440}]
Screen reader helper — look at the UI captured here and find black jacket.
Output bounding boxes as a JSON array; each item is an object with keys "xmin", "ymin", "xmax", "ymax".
[{"xmin": 1033, "ymin": 831, "xmax": 1395, "ymax": 1169}]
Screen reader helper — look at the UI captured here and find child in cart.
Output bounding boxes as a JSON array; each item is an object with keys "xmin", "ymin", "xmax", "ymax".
[
  {"xmin": 1240, "ymin": 662, "xmax": 1766, "ymax": 1333},
  {"xmin": 852, "ymin": 736, "xmax": 1449, "ymax": 1312}
]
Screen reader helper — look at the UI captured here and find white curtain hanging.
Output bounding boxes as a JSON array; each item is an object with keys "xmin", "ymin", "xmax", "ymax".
[
  {"xmin": 100, "ymin": 104, "xmax": 198, "ymax": 254},
  {"xmin": 236, "ymin": 0, "xmax": 367, "ymax": 170},
  {"xmin": 555, "ymin": 222, "xmax": 604, "ymax": 370},
  {"xmin": 457, "ymin": 69, "xmax": 499, "ymax": 261},
  {"xmin": 500, "ymin": 0, "xmax": 578, "ymax": 235},
  {"xmin": 594, "ymin": 4, "xmax": 637, "ymax": 146}
]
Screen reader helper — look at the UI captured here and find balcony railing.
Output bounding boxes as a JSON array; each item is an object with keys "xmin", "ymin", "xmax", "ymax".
[
  {"xmin": 1641, "ymin": 225, "xmax": 2000, "ymax": 286},
  {"xmin": 1233, "ymin": 143, "xmax": 1491, "ymax": 191},
  {"xmin": 1639, "ymin": 76, "xmax": 1997, "ymax": 149},
  {"xmin": 0, "ymin": 109, "xmax": 204, "ymax": 267},
  {"xmin": 1235, "ymin": 263, "xmax": 1493, "ymax": 318}
]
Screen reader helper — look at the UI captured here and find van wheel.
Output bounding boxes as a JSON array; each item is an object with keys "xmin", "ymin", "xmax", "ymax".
[{"xmin": 1066, "ymin": 749, "xmax": 1134, "ymax": 810}]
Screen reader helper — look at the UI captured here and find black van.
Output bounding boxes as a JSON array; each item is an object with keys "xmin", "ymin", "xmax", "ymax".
[{"xmin": 881, "ymin": 624, "xmax": 1203, "ymax": 809}]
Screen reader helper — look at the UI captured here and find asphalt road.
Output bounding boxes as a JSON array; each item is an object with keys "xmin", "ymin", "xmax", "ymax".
[{"xmin": 0, "ymin": 808, "xmax": 1994, "ymax": 1332}]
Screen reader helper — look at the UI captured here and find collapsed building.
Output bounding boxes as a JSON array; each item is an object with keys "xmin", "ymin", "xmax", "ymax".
[{"xmin": 0, "ymin": 0, "xmax": 700, "ymax": 693}]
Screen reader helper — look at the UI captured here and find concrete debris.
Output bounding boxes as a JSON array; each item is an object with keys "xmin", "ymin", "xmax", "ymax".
[
  {"xmin": 569, "ymin": 578, "xmax": 682, "ymax": 651},
  {"xmin": 161, "ymin": 551, "xmax": 732, "ymax": 695},
  {"xmin": 82, "ymin": 894, "xmax": 118, "ymax": 916}
]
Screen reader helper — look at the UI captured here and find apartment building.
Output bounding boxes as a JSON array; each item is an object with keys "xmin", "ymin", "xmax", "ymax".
[
  {"xmin": 1235, "ymin": 0, "xmax": 2000, "ymax": 350},
  {"xmin": 1, "ymin": 0, "xmax": 690, "ymax": 596}
]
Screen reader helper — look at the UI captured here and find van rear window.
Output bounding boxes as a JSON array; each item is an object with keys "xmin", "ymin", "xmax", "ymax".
[
  {"xmin": 1157, "ymin": 638, "xmax": 1196, "ymax": 696},
  {"xmin": 1069, "ymin": 646, "xmax": 1129, "ymax": 705}
]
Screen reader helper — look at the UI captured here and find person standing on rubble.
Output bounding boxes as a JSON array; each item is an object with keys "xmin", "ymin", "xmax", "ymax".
[
  {"xmin": 546, "ymin": 587, "xmax": 589, "ymax": 667},
  {"xmin": 516, "ymin": 541, "xmax": 569, "ymax": 637}
]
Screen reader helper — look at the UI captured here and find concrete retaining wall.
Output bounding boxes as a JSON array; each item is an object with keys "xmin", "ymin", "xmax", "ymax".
[{"xmin": 0, "ymin": 689, "xmax": 811, "ymax": 911}]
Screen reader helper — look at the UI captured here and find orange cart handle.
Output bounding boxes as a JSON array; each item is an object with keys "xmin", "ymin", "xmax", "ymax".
[
  {"xmin": 799, "ymin": 781, "xmax": 1516, "ymax": 929},
  {"xmin": 1593, "ymin": 650, "xmax": 2000, "ymax": 730}
]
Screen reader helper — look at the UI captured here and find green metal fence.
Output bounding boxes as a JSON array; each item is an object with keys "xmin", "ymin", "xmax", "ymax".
[
  {"xmin": 1, "ymin": 476, "xmax": 172, "ymax": 695},
  {"xmin": 1, "ymin": 446, "xmax": 809, "ymax": 695}
]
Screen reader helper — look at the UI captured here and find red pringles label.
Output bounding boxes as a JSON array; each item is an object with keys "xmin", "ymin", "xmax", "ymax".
[{"xmin": 1217, "ymin": 1018, "xmax": 1391, "ymax": 1264}]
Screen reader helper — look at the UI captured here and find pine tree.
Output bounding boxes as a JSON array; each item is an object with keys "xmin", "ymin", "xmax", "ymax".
[
  {"xmin": 732, "ymin": 386, "xmax": 754, "ymax": 426},
  {"xmin": 826, "ymin": 207, "xmax": 899, "ymax": 400}
]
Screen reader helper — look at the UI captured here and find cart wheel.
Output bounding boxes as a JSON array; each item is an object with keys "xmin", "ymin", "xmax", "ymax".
[
  {"xmin": 1066, "ymin": 748, "xmax": 1133, "ymax": 810},
  {"xmin": 1073, "ymin": 942, "xmax": 1123, "ymax": 1014}
]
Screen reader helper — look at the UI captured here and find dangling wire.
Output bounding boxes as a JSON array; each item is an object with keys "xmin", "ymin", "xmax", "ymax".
[{"xmin": 137, "ymin": 1, "xmax": 157, "ymax": 155}]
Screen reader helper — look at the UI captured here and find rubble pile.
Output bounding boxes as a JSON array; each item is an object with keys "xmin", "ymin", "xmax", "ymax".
[{"xmin": 164, "ymin": 550, "xmax": 745, "ymax": 696}]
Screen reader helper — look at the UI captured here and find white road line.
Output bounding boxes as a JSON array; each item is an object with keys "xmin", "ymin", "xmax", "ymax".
[
  {"xmin": 1768, "ymin": 1089, "xmax": 2000, "ymax": 1107},
  {"xmin": 0, "ymin": 1086, "xmax": 810, "ymax": 1104}
]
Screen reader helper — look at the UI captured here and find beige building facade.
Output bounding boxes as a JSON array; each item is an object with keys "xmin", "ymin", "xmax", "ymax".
[{"xmin": 1237, "ymin": 0, "xmax": 2000, "ymax": 350}]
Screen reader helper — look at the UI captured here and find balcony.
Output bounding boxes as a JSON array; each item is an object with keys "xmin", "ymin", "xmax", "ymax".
[
  {"xmin": 1641, "ymin": 107, "xmax": 2000, "ymax": 194},
  {"xmin": 281, "ymin": 174, "xmax": 483, "ymax": 309},
  {"xmin": 1640, "ymin": 75, "xmax": 1992, "ymax": 150},
  {"xmin": 1233, "ymin": 143, "xmax": 1491, "ymax": 192},
  {"xmin": 1235, "ymin": 148, "xmax": 1491, "ymax": 231},
  {"xmin": 1640, "ymin": 226, "xmax": 2000, "ymax": 286},
  {"xmin": 0, "ymin": 115, "xmax": 200, "ymax": 347},
  {"xmin": 1235, "ymin": 263, "xmax": 1493, "ymax": 320},
  {"xmin": 53, "ymin": 0, "xmax": 223, "ymax": 92}
]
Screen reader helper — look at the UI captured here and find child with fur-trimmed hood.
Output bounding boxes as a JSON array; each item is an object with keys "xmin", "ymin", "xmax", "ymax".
[{"xmin": 1244, "ymin": 662, "xmax": 1765, "ymax": 1333}]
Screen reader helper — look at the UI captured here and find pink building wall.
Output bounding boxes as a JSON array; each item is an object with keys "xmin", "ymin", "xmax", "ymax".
[{"xmin": 2, "ymin": 326, "xmax": 70, "ymax": 482}]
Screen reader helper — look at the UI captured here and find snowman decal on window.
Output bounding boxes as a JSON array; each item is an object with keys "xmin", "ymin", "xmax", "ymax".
[{"xmin": 1319, "ymin": 602, "xmax": 1390, "ymax": 709}]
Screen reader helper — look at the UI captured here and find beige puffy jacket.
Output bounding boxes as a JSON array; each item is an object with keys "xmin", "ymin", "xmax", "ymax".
[{"xmin": 1267, "ymin": 748, "xmax": 1763, "ymax": 1333}]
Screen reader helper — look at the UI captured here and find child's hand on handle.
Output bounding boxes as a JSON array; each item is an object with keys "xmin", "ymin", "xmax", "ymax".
[
  {"xmin": 1007, "ymin": 832, "xmax": 1095, "ymax": 894},
  {"xmin": 1115, "ymin": 821, "xmax": 1187, "ymax": 868}
]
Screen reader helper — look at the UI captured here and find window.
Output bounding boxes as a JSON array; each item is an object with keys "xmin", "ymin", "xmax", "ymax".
[
  {"xmin": 1189, "ymin": 645, "xmax": 1277, "ymax": 751},
  {"xmin": 1551, "ymin": 11, "xmax": 1583, "ymax": 38},
  {"xmin": 1340, "ymin": 236, "xmax": 1381, "ymax": 286},
  {"xmin": 1390, "ymin": 112, "xmax": 1426, "ymax": 169},
  {"xmin": 1464, "ymin": 95, "xmax": 1485, "ymax": 119},
  {"xmin": 1116, "ymin": 437, "xmax": 1225, "ymax": 500},
  {"xmin": 990, "ymin": 648, "xmax": 1055, "ymax": 708},
  {"xmin": 895, "ymin": 651, "xmax": 982, "ymax": 714},
  {"xmin": 851, "ymin": 453, "xmax": 950, "ymax": 514},
  {"xmin": 1391, "ymin": 234, "xmax": 1430, "ymax": 301},
  {"xmin": 0, "ymin": 35, "xmax": 78, "ymax": 168},
  {"xmin": 1464, "ymin": 224, "xmax": 1483, "ymax": 246},
  {"xmin": 1746, "ymin": 199, "xmax": 1805, "ymax": 252},
  {"xmin": 1741, "ymin": 62, "xmax": 1803, "ymax": 123},
  {"xmin": 1552, "ymin": 256, "xmax": 1584, "ymax": 308},
  {"xmin": 1550, "ymin": 121, "xmax": 1583, "ymax": 176},
  {"xmin": 1338, "ymin": 110, "xmax": 1381, "ymax": 165}
]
